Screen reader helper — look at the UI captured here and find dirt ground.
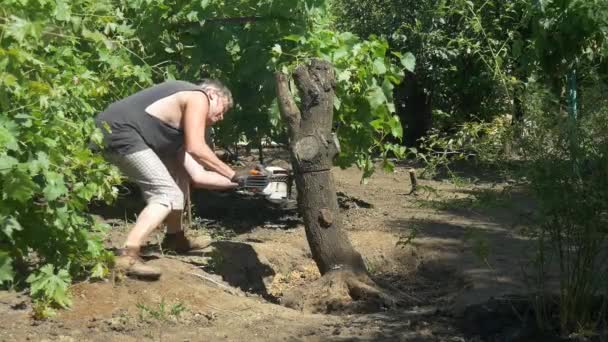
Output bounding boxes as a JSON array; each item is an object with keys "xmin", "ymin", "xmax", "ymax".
[{"xmin": 0, "ymin": 155, "xmax": 544, "ymax": 341}]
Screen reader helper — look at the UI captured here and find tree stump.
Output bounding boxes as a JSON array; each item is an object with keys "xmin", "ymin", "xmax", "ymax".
[{"xmin": 275, "ymin": 59, "xmax": 396, "ymax": 313}]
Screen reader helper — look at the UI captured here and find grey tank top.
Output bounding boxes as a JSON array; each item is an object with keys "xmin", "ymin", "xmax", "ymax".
[{"xmin": 95, "ymin": 80, "xmax": 208, "ymax": 157}]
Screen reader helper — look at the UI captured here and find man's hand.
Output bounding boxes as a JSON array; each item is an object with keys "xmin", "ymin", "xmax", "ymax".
[
  {"xmin": 253, "ymin": 164, "xmax": 267, "ymax": 176},
  {"xmin": 230, "ymin": 169, "xmax": 251, "ymax": 187}
]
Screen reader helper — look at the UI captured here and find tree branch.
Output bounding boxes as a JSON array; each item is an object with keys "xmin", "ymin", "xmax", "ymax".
[
  {"xmin": 275, "ymin": 72, "xmax": 301, "ymax": 140},
  {"xmin": 293, "ymin": 64, "xmax": 319, "ymax": 111}
]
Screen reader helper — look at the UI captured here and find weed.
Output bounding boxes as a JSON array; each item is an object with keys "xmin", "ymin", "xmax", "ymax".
[
  {"xmin": 396, "ymin": 225, "xmax": 420, "ymax": 249},
  {"xmin": 463, "ymin": 228, "xmax": 490, "ymax": 263},
  {"xmin": 136, "ymin": 298, "xmax": 187, "ymax": 323},
  {"xmin": 204, "ymin": 249, "xmax": 225, "ymax": 272},
  {"xmin": 31, "ymin": 300, "xmax": 56, "ymax": 320},
  {"xmin": 364, "ymin": 256, "xmax": 388, "ymax": 275}
]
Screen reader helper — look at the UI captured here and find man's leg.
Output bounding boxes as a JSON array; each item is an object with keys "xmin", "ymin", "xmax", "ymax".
[
  {"xmin": 125, "ymin": 203, "xmax": 172, "ymax": 247},
  {"xmin": 164, "ymin": 210, "xmax": 182, "ymax": 235},
  {"xmin": 161, "ymin": 151, "xmax": 205, "ymax": 253},
  {"xmin": 108, "ymin": 149, "xmax": 185, "ymax": 279},
  {"xmin": 161, "ymin": 150, "xmax": 238, "ymax": 253},
  {"xmin": 162, "ymin": 151, "xmax": 190, "ymax": 236}
]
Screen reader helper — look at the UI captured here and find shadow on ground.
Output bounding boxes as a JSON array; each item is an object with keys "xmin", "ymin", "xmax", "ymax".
[
  {"xmin": 192, "ymin": 189, "xmax": 300, "ymax": 234},
  {"xmin": 202, "ymin": 240, "xmax": 276, "ymax": 300},
  {"xmin": 88, "ymin": 184, "xmax": 301, "ymax": 234}
]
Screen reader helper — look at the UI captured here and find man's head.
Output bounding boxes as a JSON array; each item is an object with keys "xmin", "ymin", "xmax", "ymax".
[{"xmin": 199, "ymin": 79, "xmax": 233, "ymax": 124}]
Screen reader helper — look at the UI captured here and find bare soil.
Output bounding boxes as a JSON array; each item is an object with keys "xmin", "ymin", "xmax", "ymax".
[{"xmin": 0, "ymin": 156, "xmax": 545, "ymax": 341}]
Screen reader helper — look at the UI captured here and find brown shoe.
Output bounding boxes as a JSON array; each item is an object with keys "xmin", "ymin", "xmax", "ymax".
[
  {"xmin": 115, "ymin": 247, "xmax": 161, "ymax": 280},
  {"xmin": 161, "ymin": 231, "xmax": 204, "ymax": 254}
]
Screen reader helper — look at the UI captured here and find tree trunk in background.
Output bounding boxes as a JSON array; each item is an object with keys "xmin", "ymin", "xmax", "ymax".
[
  {"xmin": 395, "ymin": 73, "xmax": 433, "ymax": 146},
  {"xmin": 274, "ymin": 59, "xmax": 396, "ymax": 312}
]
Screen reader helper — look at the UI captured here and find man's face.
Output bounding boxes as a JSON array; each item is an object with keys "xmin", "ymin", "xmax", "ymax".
[{"xmin": 207, "ymin": 93, "xmax": 228, "ymax": 125}]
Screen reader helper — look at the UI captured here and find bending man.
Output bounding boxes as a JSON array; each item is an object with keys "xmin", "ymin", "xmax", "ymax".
[{"xmin": 95, "ymin": 79, "xmax": 245, "ymax": 280}]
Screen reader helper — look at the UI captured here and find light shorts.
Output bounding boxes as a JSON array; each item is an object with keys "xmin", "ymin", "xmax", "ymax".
[{"xmin": 106, "ymin": 149, "xmax": 189, "ymax": 210}]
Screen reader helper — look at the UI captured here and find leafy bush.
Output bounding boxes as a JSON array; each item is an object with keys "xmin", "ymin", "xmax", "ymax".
[
  {"xmin": 518, "ymin": 81, "xmax": 608, "ymax": 335},
  {"xmin": 412, "ymin": 116, "xmax": 512, "ymax": 178},
  {"xmin": 0, "ymin": 0, "xmax": 154, "ymax": 311}
]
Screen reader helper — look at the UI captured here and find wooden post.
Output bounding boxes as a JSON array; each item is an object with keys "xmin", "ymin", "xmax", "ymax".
[{"xmin": 408, "ymin": 168, "xmax": 417, "ymax": 195}]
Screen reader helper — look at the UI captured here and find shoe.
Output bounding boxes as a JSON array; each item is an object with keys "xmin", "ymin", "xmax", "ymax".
[
  {"xmin": 115, "ymin": 247, "xmax": 161, "ymax": 280},
  {"xmin": 161, "ymin": 231, "xmax": 204, "ymax": 254}
]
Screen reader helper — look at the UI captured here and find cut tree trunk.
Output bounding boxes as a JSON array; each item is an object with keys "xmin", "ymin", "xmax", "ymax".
[{"xmin": 274, "ymin": 59, "xmax": 397, "ymax": 313}]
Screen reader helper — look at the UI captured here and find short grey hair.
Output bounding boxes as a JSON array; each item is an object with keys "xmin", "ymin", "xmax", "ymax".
[{"xmin": 199, "ymin": 79, "xmax": 234, "ymax": 109}]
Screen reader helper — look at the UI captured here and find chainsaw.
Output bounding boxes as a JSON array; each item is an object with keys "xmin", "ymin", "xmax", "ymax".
[{"xmin": 237, "ymin": 165, "xmax": 294, "ymax": 204}]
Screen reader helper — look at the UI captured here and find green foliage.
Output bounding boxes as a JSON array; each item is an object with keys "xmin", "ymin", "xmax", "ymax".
[
  {"xmin": 272, "ymin": 23, "xmax": 409, "ymax": 177},
  {"xmin": 127, "ymin": 0, "xmax": 409, "ymax": 178},
  {"xmin": 517, "ymin": 81, "xmax": 608, "ymax": 335},
  {"xmin": 124, "ymin": 0, "xmax": 320, "ymax": 147},
  {"xmin": 0, "ymin": 0, "xmax": 154, "ymax": 307},
  {"xmin": 333, "ymin": 0, "xmax": 514, "ymax": 131},
  {"xmin": 413, "ymin": 116, "xmax": 512, "ymax": 179},
  {"xmin": 457, "ymin": 0, "xmax": 608, "ymax": 334}
]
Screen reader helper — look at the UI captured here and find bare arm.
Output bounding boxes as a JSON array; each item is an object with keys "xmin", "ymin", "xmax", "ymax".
[
  {"xmin": 182, "ymin": 152, "xmax": 237, "ymax": 190},
  {"xmin": 181, "ymin": 92, "xmax": 236, "ymax": 180}
]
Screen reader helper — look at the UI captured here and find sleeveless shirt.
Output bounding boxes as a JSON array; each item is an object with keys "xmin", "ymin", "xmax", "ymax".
[{"xmin": 95, "ymin": 80, "xmax": 208, "ymax": 157}]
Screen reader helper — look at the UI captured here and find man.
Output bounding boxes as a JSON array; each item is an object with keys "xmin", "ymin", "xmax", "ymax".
[{"xmin": 95, "ymin": 79, "xmax": 246, "ymax": 280}]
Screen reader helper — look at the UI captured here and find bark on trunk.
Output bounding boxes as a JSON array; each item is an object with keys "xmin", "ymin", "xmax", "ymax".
[
  {"xmin": 274, "ymin": 59, "xmax": 402, "ymax": 313},
  {"xmin": 275, "ymin": 59, "xmax": 366, "ymax": 275}
]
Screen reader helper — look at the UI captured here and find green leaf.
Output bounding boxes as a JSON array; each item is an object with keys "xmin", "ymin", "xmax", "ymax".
[
  {"xmin": 382, "ymin": 160, "xmax": 395, "ymax": 173},
  {"xmin": 27, "ymin": 264, "xmax": 72, "ymax": 308},
  {"xmin": 0, "ymin": 216, "xmax": 22, "ymax": 243},
  {"xmin": 90, "ymin": 263, "xmax": 107, "ymax": 279},
  {"xmin": 76, "ymin": 182, "xmax": 98, "ymax": 201},
  {"xmin": 337, "ymin": 70, "xmax": 351, "ymax": 82},
  {"xmin": 28, "ymin": 151, "xmax": 50, "ymax": 175},
  {"xmin": 400, "ymin": 52, "xmax": 416, "ymax": 72},
  {"xmin": 0, "ymin": 252, "xmax": 14, "ymax": 285},
  {"xmin": 372, "ymin": 58, "xmax": 387, "ymax": 75},
  {"xmin": 283, "ymin": 34, "xmax": 305, "ymax": 43},
  {"xmin": 54, "ymin": 0, "xmax": 71, "ymax": 21},
  {"xmin": 186, "ymin": 11, "xmax": 199, "ymax": 21},
  {"xmin": 4, "ymin": 169, "xmax": 37, "ymax": 203},
  {"xmin": 370, "ymin": 119, "xmax": 384, "ymax": 130},
  {"xmin": 5, "ymin": 16, "xmax": 31, "ymax": 42},
  {"xmin": 333, "ymin": 47, "xmax": 349, "ymax": 61},
  {"xmin": 389, "ymin": 116, "xmax": 403, "ymax": 138},
  {"xmin": 0, "ymin": 125, "xmax": 19, "ymax": 152},
  {"xmin": 366, "ymin": 85, "xmax": 388, "ymax": 110},
  {"xmin": 334, "ymin": 96, "xmax": 342, "ymax": 111},
  {"xmin": 0, "ymin": 154, "xmax": 18, "ymax": 174},
  {"xmin": 43, "ymin": 172, "xmax": 68, "ymax": 201},
  {"xmin": 271, "ymin": 44, "xmax": 282, "ymax": 56}
]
